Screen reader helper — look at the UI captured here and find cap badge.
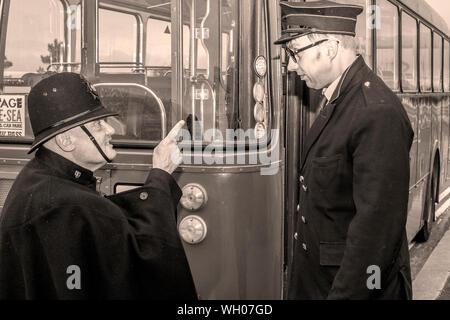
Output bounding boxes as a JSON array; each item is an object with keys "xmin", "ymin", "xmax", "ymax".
[
  {"xmin": 74, "ymin": 170, "xmax": 81, "ymax": 179},
  {"xmin": 79, "ymin": 75, "xmax": 100, "ymax": 100}
]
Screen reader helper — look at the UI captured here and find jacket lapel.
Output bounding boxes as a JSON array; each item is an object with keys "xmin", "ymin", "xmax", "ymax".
[
  {"xmin": 299, "ymin": 55, "xmax": 366, "ymax": 171},
  {"xmin": 300, "ymin": 100, "xmax": 337, "ymax": 171}
]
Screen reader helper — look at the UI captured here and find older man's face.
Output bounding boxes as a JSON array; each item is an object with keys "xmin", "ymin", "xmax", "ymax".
[
  {"xmin": 71, "ymin": 118, "xmax": 117, "ymax": 169},
  {"xmin": 286, "ymin": 36, "xmax": 333, "ymax": 90}
]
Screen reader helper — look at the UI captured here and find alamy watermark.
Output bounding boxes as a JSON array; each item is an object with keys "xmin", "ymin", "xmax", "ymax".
[
  {"xmin": 66, "ymin": 265, "xmax": 81, "ymax": 290},
  {"xmin": 171, "ymin": 125, "xmax": 281, "ymax": 176},
  {"xmin": 367, "ymin": 5, "xmax": 381, "ymax": 30},
  {"xmin": 366, "ymin": 265, "xmax": 381, "ymax": 290},
  {"xmin": 67, "ymin": 5, "xmax": 81, "ymax": 31}
]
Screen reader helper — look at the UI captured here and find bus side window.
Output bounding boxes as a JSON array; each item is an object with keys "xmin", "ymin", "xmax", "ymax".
[
  {"xmin": 146, "ymin": 18, "xmax": 171, "ymax": 73},
  {"xmin": 419, "ymin": 23, "xmax": 432, "ymax": 92},
  {"xmin": 401, "ymin": 13, "xmax": 418, "ymax": 92},
  {"xmin": 1, "ymin": 0, "xmax": 71, "ymax": 142},
  {"xmin": 445, "ymin": 41, "xmax": 450, "ymax": 92},
  {"xmin": 3, "ymin": 0, "xmax": 67, "ymax": 91},
  {"xmin": 376, "ymin": 0, "xmax": 399, "ymax": 91},
  {"xmin": 320, "ymin": 0, "xmax": 372, "ymax": 68},
  {"xmin": 433, "ymin": 33, "xmax": 443, "ymax": 92},
  {"xmin": 145, "ymin": 18, "xmax": 172, "ymax": 122},
  {"xmin": 97, "ymin": 7, "xmax": 165, "ymax": 142},
  {"xmin": 98, "ymin": 8, "xmax": 138, "ymax": 72}
]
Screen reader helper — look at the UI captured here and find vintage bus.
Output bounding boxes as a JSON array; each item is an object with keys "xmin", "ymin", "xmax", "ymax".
[{"xmin": 0, "ymin": 0, "xmax": 449, "ymax": 299}]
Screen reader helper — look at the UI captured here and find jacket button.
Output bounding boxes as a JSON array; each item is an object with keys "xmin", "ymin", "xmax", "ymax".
[
  {"xmin": 299, "ymin": 176, "xmax": 304, "ymax": 183},
  {"xmin": 302, "ymin": 243, "xmax": 307, "ymax": 251},
  {"xmin": 302, "ymin": 185, "xmax": 308, "ymax": 192},
  {"xmin": 296, "ymin": 204, "xmax": 300, "ymax": 212},
  {"xmin": 302, "ymin": 216, "xmax": 306, "ymax": 224},
  {"xmin": 139, "ymin": 192, "xmax": 149, "ymax": 200},
  {"xmin": 294, "ymin": 232, "xmax": 299, "ymax": 240}
]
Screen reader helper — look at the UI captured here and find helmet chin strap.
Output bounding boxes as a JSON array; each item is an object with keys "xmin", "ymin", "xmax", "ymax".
[{"xmin": 80, "ymin": 125, "xmax": 113, "ymax": 163}]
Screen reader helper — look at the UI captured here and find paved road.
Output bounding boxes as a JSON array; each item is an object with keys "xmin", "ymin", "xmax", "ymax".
[
  {"xmin": 411, "ymin": 205, "xmax": 450, "ymax": 300},
  {"xmin": 438, "ymin": 277, "xmax": 450, "ymax": 299}
]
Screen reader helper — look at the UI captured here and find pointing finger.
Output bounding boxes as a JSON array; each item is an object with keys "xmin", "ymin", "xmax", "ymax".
[{"xmin": 165, "ymin": 120, "xmax": 185, "ymax": 142}]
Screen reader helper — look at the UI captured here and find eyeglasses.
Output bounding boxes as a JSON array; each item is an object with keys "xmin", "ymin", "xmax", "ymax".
[{"xmin": 284, "ymin": 38, "xmax": 335, "ymax": 63}]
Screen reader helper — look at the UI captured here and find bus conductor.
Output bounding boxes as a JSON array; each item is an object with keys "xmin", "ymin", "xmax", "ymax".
[{"xmin": 275, "ymin": 1, "xmax": 414, "ymax": 299}]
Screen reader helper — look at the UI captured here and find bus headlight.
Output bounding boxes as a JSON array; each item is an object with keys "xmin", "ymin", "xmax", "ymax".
[
  {"xmin": 180, "ymin": 183, "xmax": 208, "ymax": 211},
  {"xmin": 179, "ymin": 215, "xmax": 207, "ymax": 244}
]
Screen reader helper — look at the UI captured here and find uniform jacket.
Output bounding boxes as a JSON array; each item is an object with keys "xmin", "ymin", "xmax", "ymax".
[
  {"xmin": 0, "ymin": 147, "xmax": 197, "ymax": 299},
  {"xmin": 288, "ymin": 56, "xmax": 414, "ymax": 300}
]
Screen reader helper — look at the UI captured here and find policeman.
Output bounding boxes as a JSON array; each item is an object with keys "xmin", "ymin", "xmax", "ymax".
[
  {"xmin": 0, "ymin": 73, "xmax": 197, "ymax": 299},
  {"xmin": 275, "ymin": 1, "xmax": 414, "ymax": 299}
]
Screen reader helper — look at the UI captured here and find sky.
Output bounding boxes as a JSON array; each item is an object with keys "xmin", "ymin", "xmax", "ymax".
[{"xmin": 425, "ymin": 0, "xmax": 450, "ymax": 30}]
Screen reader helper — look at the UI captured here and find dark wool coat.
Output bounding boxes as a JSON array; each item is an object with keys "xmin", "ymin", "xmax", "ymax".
[
  {"xmin": 0, "ymin": 147, "xmax": 197, "ymax": 299},
  {"xmin": 287, "ymin": 56, "xmax": 414, "ymax": 300}
]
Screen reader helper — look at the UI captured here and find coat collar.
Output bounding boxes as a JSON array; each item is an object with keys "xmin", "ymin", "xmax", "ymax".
[
  {"xmin": 300, "ymin": 55, "xmax": 369, "ymax": 171},
  {"xmin": 329, "ymin": 54, "xmax": 364, "ymax": 104},
  {"xmin": 35, "ymin": 147, "xmax": 97, "ymax": 189}
]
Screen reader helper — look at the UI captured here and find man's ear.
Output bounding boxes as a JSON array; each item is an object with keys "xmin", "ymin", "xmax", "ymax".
[
  {"xmin": 326, "ymin": 41, "xmax": 339, "ymax": 61},
  {"xmin": 55, "ymin": 131, "xmax": 76, "ymax": 152}
]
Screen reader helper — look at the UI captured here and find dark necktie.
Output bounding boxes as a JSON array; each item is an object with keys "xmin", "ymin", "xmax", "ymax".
[{"xmin": 318, "ymin": 93, "xmax": 328, "ymax": 115}]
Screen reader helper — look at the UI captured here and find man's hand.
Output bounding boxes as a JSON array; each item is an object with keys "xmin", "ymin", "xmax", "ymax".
[{"xmin": 152, "ymin": 120, "xmax": 185, "ymax": 174}]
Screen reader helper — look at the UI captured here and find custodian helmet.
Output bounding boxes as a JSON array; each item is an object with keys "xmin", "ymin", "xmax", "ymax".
[{"xmin": 27, "ymin": 72, "xmax": 118, "ymax": 154}]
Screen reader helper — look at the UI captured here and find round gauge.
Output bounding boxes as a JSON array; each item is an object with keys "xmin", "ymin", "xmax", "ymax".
[
  {"xmin": 178, "ymin": 215, "xmax": 208, "ymax": 244},
  {"xmin": 180, "ymin": 183, "xmax": 208, "ymax": 211},
  {"xmin": 254, "ymin": 122, "xmax": 267, "ymax": 140},
  {"xmin": 254, "ymin": 55, "xmax": 267, "ymax": 78},
  {"xmin": 253, "ymin": 82, "xmax": 265, "ymax": 102},
  {"xmin": 254, "ymin": 102, "xmax": 265, "ymax": 123}
]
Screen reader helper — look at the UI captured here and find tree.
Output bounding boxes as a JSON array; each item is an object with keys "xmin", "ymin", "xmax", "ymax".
[
  {"xmin": 40, "ymin": 39, "xmax": 64, "ymax": 65},
  {"xmin": 36, "ymin": 66, "xmax": 46, "ymax": 74}
]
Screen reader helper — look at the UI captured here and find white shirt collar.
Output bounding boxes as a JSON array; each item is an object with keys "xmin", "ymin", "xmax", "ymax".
[
  {"xmin": 322, "ymin": 75, "xmax": 342, "ymax": 101},
  {"xmin": 321, "ymin": 55, "xmax": 359, "ymax": 101}
]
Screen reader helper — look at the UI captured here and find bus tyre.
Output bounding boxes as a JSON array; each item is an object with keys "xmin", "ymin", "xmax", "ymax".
[{"xmin": 416, "ymin": 167, "xmax": 437, "ymax": 242}]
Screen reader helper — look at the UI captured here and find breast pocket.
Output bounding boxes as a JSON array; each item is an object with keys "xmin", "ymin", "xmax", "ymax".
[
  {"xmin": 319, "ymin": 241, "xmax": 346, "ymax": 284},
  {"xmin": 311, "ymin": 154, "xmax": 342, "ymax": 191}
]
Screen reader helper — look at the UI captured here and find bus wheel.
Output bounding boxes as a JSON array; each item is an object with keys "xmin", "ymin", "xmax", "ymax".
[{"xmin": 415, "ymin": 167, "xmax": 437, "ymax": 242}]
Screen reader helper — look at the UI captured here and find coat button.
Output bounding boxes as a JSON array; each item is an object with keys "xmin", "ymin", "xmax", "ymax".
[
  {"xmin": 364, "ymin": 81, "xmax": 371, "ymax": 87},
  {"xmin": 299, "ymin": 176, "xmax": 304, "ymax": 183},
  {"xmin": 302, "ymin": 243, "xmax": 307, "ymax": 251},
  {"xmin": 296, "ymin": 204, "xmax": 300, "ymax": 212},
  {"xmin": 302, "ymin": 185, "xmax": 308, "ymax": 192},
  {"xmin": 301, "ymin": 216, "xmax": 306, "ymax": 224},
  {"xmin": 139, "ymin": 192, "xmax": 149, "ymax": 200},
  {"xmin": 294, "ymin": 232, "xmax": 299, "ymax": 240}
]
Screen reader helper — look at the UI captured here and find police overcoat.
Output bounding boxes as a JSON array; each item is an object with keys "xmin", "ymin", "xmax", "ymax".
[
  {"xmin": 0, "ymin": 147, "xmax": 197, "ymax": 299},
  {"xmin": 288, "ymin": 56, "xmax": 414, "ymax": 300}
]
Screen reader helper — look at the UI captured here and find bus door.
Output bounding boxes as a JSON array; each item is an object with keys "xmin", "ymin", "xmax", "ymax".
[{"xmin": 168, "ymin": 0, "xmax": 284, "ymax": 299}]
